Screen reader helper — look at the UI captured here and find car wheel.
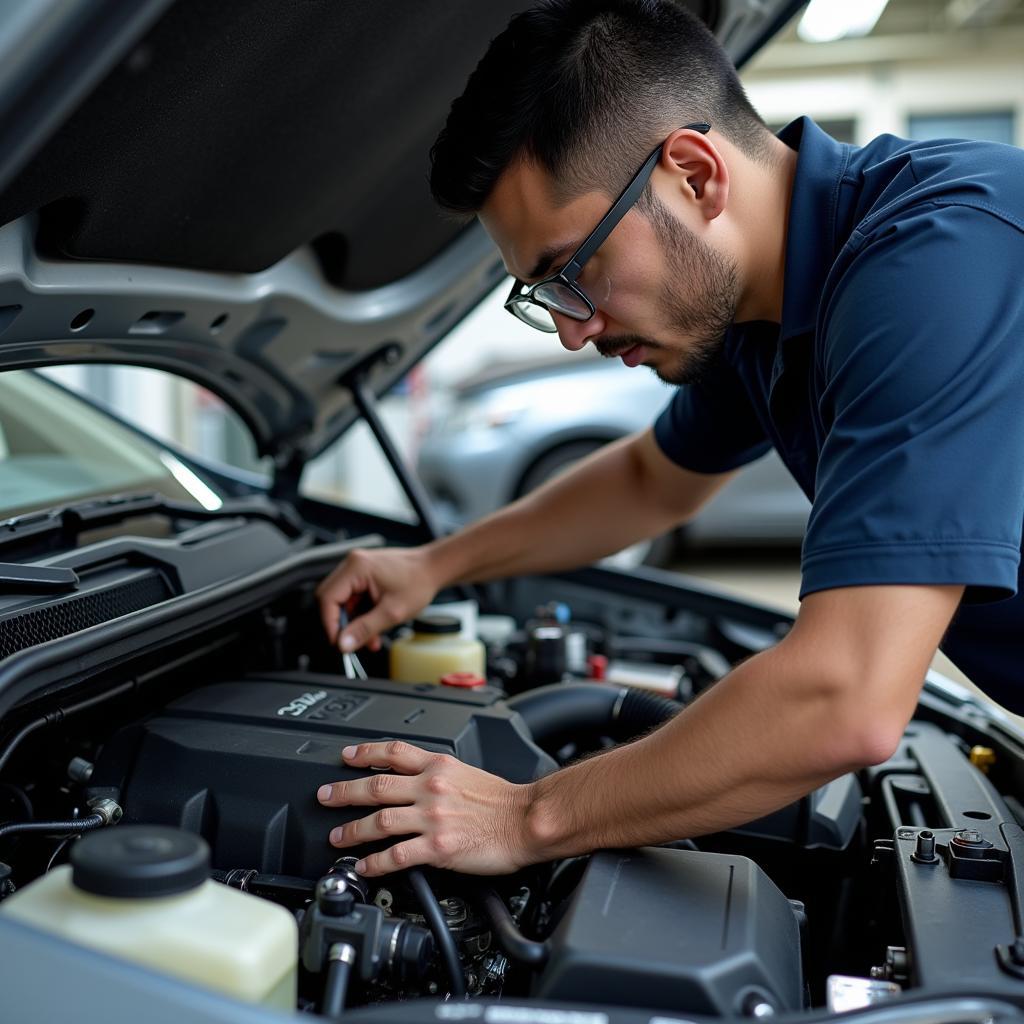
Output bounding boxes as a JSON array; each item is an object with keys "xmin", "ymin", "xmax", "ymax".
[{"xmin": 516, "ymin": 440, "xmax": 678, "ymax": 569}]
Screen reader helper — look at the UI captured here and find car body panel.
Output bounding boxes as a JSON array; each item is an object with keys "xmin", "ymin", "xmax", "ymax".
[
  {"xmin": 0, "ymin": 0, "xmax": 807, "ymax": 470},
  {"xmin": 418, "ymin": 355, "xmax": 810, "ymax": 541}
]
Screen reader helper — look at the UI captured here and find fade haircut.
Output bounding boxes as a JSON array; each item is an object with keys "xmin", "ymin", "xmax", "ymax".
[{"xmin": 430, "ymin": 0, "xmax": 775, "ymax": 217}]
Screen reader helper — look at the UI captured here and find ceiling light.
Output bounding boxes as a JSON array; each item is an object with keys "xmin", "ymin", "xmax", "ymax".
[{"xmin": 797, "ymin": 0, "xmax": 891, "ymax": 42}]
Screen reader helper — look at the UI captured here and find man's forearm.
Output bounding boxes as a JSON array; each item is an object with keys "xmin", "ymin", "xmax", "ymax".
[
  {"xmin": 423, "ymin": 433, "xmax": 714, "ymax": 587},
  {"xmin": 327, "ymin": 586, "xmax": 954, "ymax": 878},
  {"xmin": 520, "ymin": 639, "xmax": 883, "ymax": 860}
]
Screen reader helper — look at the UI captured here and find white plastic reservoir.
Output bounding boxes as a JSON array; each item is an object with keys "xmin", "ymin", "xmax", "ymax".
[
  {"xmin": 390, "ymin": 614, "xmax": 486, "ymax": 683},
  {"xmin": 0, "ymin": 825, "xmax": 297, "ymax": 1009}
]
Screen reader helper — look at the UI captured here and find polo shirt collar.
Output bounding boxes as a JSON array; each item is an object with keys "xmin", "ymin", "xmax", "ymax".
[{"xmin": 776, "ymin": 117, "xmax": 851, "ymax": 343}]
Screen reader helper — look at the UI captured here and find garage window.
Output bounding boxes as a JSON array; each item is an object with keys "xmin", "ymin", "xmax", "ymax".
[{"xmin": 907, "ymin": 111, "xmax": 1015, "ymax": 145}]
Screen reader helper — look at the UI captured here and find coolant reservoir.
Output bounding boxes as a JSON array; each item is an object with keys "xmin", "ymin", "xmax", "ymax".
[
  {"xmin": 390, "ymin": 614, "xmax": 486, "ymax": 683},
  {"xmin": 0, "ymin": 826, "xmax": 297, "ymax": 1009}
]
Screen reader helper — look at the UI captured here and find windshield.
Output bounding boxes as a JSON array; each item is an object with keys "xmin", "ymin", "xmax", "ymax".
[{"xmin": 0, "ymin": 371, "xmax": 212, "ymax": 519}]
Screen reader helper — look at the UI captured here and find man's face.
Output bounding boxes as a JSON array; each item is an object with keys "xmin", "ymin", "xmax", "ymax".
[{"xmin": 479, "ymin": 159, "xmax": 740, "ymax": 386}]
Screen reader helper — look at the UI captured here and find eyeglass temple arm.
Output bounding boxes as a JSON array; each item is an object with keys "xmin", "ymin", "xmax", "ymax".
[{"xmin": 567, "ymin": 122, "xmax": 711, "ymax": 271}]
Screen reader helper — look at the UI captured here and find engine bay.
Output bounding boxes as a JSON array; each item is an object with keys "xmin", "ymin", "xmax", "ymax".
[{"xmin": 3, "ymin": 506, "xmax": 1024, "ymax": 1020}]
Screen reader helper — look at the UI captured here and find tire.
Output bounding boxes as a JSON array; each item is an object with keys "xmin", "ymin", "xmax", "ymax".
[{"xmin": 515, "ymin": 440, "xmax": 678, "ymax": 569}]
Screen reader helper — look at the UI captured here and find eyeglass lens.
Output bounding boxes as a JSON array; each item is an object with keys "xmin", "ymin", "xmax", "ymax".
[{"xmin": 509, "ymin": 298, "xmax": 557, "ymax": 332}]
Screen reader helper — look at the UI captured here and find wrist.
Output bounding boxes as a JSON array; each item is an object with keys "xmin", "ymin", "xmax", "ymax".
[
  {"xmin": 421, "ymin": 534, "xmax": 467, "ymax": 590},
  {"xmin": 519, "ymin": 775, "xmax": 574, "ymax": 864}
]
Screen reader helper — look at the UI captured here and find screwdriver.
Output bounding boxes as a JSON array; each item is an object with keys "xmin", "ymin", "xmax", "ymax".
[{"xmin": 337, "ymin": 606, "xmax": 367, "ymax": 680}]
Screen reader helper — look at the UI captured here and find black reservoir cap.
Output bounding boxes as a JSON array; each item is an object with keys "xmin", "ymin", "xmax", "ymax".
[
  {"xmin": 71, "ymin": 826, "xmax": 210, "ymax": 898},
  {"xmin": 411, "ymin": 615, "xmax": 461, "ymax": 635}
]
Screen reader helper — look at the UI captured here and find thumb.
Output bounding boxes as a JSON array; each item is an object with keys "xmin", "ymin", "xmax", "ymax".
[{"xmin": 319, "ymin": 581, "xmax": 355, "ymax": 645}]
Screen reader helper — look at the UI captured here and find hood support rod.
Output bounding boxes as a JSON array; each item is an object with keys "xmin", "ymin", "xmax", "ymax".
[
  {"xmin": 339, "ymin": 344, "xmax": 443, "ymax": 545},
  {"xmin": 338, "ymin": 344, "xmax": 480, "ymax": 606}
]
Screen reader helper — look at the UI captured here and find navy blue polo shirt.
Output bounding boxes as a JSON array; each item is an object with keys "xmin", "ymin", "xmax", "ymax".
[{"xmin": 654, "ymin": 117, "xmax": 1024, "ymax": 711}]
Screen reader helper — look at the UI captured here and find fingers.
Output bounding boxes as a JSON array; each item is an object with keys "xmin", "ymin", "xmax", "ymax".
[
  {"xmin": 329, "ymin": 806, "xmax": 421, "ymax": 849},
  {"xmin": 352, "ymin": 837, "xmax": 437, "ymax": 877},
  {"xmin": 315, "ymin": 554, "xmax": 408, "ymax": 652},
  {"xmin": 317, "ymin": 744, "xmax": 524, "ymax": 877},
  {"xmin": 317, "ymin": 771, "xmax": 419, "ymax": 808},
  {"xmin": 338, "ymin": 601, "xmax": 400, "ymax": 654},
  {"xmin": 341, "ymin": 740, "xmax": 444, "ymax": 775},
  {"xmin": 316, "ymin": 560, "xmax": 359, "ymax": 645}
]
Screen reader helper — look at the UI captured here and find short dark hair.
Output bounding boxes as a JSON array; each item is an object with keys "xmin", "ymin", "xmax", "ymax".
[{"xmin": 430, "ymin": 0, "xmax": 775, "ymax": 216}]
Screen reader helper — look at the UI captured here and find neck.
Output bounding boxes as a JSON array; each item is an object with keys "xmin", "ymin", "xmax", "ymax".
[{"xmin": 731, "ymin": 136, "xmax": 799, "ymax": 325}]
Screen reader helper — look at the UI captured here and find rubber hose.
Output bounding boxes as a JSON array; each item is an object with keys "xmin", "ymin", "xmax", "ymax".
[
  {"xmin": 0, "ymin": 680, "xmax": 136, "ymax": 778},
  {"xmin": 616, "ymin": 687, "xmax": 681, "ymax": 738},
  {"xmin": 407, "ymin": 868, "xmax": 465, "ymax": 998},
  {"xmin": 0, "ymin": 719, "xmax": 47, "ymax": 777},
  {"xmin": 478, "ymin": 888, "xmax": 549, "ymax": 965},
  {"xmin": 0, "ymin": 813, "xmax": 104, "ymax": 843},
  {"xmin": 323, "ymin": 943, "xmax": 355, "ymax": 1017},
  {"xmin": 507, "ymin": 683, "xmax": 679, "ymax": 752}
]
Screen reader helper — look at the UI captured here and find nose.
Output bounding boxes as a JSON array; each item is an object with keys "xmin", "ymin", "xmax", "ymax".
[{"xmin": 553, "ymin": 310, "xmax": 605, "ymax": 352}]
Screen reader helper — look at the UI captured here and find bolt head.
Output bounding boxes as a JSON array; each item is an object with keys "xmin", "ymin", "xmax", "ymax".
[{"xmin": 317, "ymin": 875, "xmax": 355, "ymax": 915}]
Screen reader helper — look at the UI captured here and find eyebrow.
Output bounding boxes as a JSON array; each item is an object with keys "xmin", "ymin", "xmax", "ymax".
[{"xmin": 526, "ymin": 240, "xmax": 578, "ymax": 282}]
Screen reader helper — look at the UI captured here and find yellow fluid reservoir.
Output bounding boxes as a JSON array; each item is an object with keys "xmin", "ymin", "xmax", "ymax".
[
  {"xmin": 390, "ymin": 614, "xmax": 486, "ymax": 683},
  {"xmin": 0, "ymin": 826, "xmax": 297, "ymax": 1010}
]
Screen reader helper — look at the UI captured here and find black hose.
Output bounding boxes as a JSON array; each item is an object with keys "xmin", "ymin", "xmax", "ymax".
[
  {"xmin": 407, "ymin": 868, "xmax": 465, "ymax": 998},
  {"xmin": 0, "ymin": 680, "xmax": 136, "ymax": 778},
  {"xmin": 616, "ymin": 687, "xmax": 682, "ymax": 737},
  {"xmin": 323, "ymin": 942, "xmax": 356, "ymax": 1017},
  {"xmin": 0, "ymin": 719, "xmax": 47, "ymax": 777},
  {"xmin": 545, "ymin": 855, "xmax": 590, "ymax": 910},
  {"xmin": 507, "ymin": 683, "xmax": 680, "ymax": 752},
  {"xmin": 478, "ymin": 888, "xmax": 549, "ymax": 965},
  {"xmin": 213, "ymin": 868, "xmax": 315, "ymax": 909},
  {"xmin": 0, "ymin": 812, "xmax": 104, "ymax": 843}
]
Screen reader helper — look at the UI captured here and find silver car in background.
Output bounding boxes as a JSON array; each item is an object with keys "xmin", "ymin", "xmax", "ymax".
[{"xmin": 417, "ymin": 353, "xmax": 810, "ymax": 565}]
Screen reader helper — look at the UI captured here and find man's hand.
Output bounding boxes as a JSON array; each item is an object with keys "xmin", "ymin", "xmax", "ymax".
[
  {"xmin": 317, "ymin": 740, "xmax": 535, "ymax": 876},
  {"xmin": 316, "ymin": 547, "xmax": 443, "ymax": 653}
]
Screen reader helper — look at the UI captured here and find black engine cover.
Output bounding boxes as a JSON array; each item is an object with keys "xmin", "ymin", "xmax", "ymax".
[
  {"xmin": 92, "ymin": 672, "xmax": 556, "ymax": 879},
  {"xmin": 539, "ymin": 847, "xmax": 803, "ymax": 1015}
]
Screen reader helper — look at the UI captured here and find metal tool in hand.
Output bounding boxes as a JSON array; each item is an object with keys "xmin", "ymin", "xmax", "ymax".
[{"xmin": 337, "ymin": 607, "xmax": 368, "ymax": 680}]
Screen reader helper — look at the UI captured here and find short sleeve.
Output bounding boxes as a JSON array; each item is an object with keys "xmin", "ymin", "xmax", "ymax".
[
  {"xmin": 801, "ymin": 203, "xmax": 1024, "ymax": 603},
  {"xmin": 653, "ymin": 351, "xmax": 772, "ymax": 474}
]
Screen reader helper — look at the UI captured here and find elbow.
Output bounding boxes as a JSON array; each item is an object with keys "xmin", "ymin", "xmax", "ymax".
[
  {"xmin": 822, "ymin": 685, "xmax": 912, "ymax": 772},
  {"xmin": 847, "ymin": 718, "xmax": 905, "ymax": 768},
  {"xmin": 795, "ymin": 664, "xmax": 913, "ymax": 774}
]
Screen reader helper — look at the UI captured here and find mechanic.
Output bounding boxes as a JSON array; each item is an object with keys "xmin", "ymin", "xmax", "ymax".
[{"xmin": 314, "ymin": 0, "xmax": 1024, "ymax": 878}]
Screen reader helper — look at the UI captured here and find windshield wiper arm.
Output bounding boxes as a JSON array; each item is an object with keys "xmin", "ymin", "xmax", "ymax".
[
  {"xmin": 0, "ymin": 562, "xmax": 79, "ymax": 593},
  {"xmin": 0, "ymin": 493, "xmax": 168, "ymax": 556},
  {"xmin": 0, "ymin": 491, "xmax": 307, "ymax": 560}
]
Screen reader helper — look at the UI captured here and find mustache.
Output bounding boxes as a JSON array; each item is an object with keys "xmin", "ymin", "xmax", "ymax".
[{"xmin": 595, "ymin": 335, "xmax": 661, "ymax": 359}]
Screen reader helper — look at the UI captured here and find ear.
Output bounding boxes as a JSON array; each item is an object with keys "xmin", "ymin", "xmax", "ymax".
[{"xmin": 659, "ymin": 126, "xmax": 729, "ymax": 220}]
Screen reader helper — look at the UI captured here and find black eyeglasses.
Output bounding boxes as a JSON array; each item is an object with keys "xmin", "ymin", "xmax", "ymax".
[{"xmin": 504, "ymin": 122, "xmax": 711, "ymax": 333}]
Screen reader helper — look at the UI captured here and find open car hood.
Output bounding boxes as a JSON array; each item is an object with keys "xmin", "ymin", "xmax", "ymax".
[{"xmin": 0, "ymin": 0, "xmax": 802, "ymax": 465}]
